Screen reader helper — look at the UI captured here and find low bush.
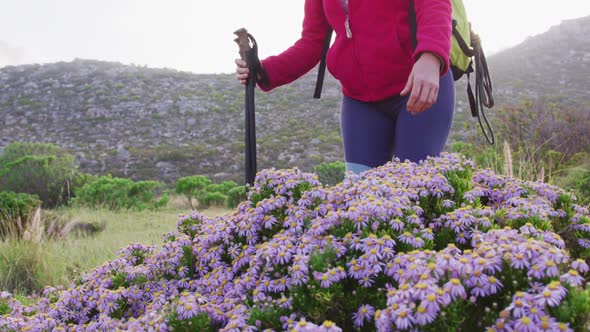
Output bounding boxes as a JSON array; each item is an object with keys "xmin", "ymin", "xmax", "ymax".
[
  {"xmin": 314, "ymin": 160, "xmax": 345, "ymax": 186},
  {"xmin": 72, "ymin": 175, "xmax": 169, "ymax": 211},
  {"xmin": 0, "ymin": 142, "xmax": 77, "ymax": 208},
  {"xmin": 226, "ymin": 185, "xmax": 247, "ymax": 209},
  {"xmin": 175, "ymin": 175, "xmax": 211, "ymax": 210}
]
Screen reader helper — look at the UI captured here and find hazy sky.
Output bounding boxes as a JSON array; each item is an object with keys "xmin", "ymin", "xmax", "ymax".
[{"xmin": 1, "ymin": 0, "xmax": 589, "ymax": 74}]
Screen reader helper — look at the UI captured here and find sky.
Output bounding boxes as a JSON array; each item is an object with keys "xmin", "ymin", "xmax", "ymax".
[{"xmin": 0, "ymin": 0, "xmax": 589, "ymax": 74}]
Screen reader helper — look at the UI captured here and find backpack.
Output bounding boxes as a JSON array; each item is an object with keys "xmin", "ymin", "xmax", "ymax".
[{"xmin": 313, "ymin": 0, "xmax": 496, "ymax": 144}]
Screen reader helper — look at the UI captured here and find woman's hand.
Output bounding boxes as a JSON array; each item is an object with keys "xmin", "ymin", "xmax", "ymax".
[
  {"xmin": 235, "ymin": 58, "xmax": 250, "ymax": 85},
  {"xmin": 400, "ymin": 52, "xmax": 442, "ymax": 115}
]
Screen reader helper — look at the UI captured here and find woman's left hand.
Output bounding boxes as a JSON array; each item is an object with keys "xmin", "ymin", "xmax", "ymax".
[{"xmin": 400, "ymin": 52, "xmax": 442, "ymax": 115}]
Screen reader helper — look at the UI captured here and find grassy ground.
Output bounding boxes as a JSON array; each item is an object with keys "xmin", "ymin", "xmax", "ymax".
[{"xmin": 0, "ymin": 202, "xmax": 230, "ymax": 295}]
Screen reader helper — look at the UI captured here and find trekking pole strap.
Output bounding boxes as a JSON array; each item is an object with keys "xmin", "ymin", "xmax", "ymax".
[{"xmin": 314, "ymin": 27, "xmax": 334, "ymax": 99}]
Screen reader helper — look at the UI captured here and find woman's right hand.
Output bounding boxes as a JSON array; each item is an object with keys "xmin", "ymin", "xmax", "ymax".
[{"xmin": 235, "ymin": 59, "xmax": 249, "ymax": 85}]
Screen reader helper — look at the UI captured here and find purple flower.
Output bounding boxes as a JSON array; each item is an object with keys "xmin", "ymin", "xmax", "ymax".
[
  {"xmin": 537, "ymin": 257, "xmax": 559, "ymax": 277},
  {"xmin": 484, "ymin": 276, "xmax": 503, "ymax": 295},
  {"xmin": 415, "ymin": 305, "xmax": 437, "ymax": 326},
  {"xmin": 442, "ymin": 200, "xmax": 455, "ymax": 208},
  {"xmin": 280, "ymin": 314, "xmax": 298, "ymax": 330},
  {"xmin": 319, "ymin": 320, "xmax": 342, "ymax": 332},
  {"xmin": 577, "ymin": 238, "xmax": 590, "ymax": 249},
  {"xmin": 352, "ymin": 304, "xmax": 375, "ymax": 328},
  {"xmin": 510, "ymin": 251, "xmax": 531, "ymax": 269},
  {"xmin": 393, "ymin": 306, "xmax": 416, "ymax": 330},
  {"xmin": 506, "ymin": 292, "xmax": 531, "ymax": 318},
  {"xmin": 572, "ymin": 259, "xmax": 589, "ymax": 273},
  {"xmin": 444, "ymin": 278, "xmax": 466, "ymax": 300},
  {"xmin": 536, "ymin": 282, "xmax": 567, "ymax": 307},
  {"xmin": 175, "ymin": 298, "xmax": 201, "ymax": 320},
  {"xmin": 513, "ymin": 315, "xmax": 537, "ymax": 332},
  {"xmin": 560, "ymin": 269, "xmax": 585, "ymax": 287}
]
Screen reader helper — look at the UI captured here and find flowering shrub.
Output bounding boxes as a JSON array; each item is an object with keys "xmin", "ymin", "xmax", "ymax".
[{"xmin": 1, "ymin": 153, "xmax": 590, "ymax": 331}]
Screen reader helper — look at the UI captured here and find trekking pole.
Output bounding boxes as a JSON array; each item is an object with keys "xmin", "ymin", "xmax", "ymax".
[{"xmin": 234, "ymin": 28, "xmax": 265, "ymax": 188}]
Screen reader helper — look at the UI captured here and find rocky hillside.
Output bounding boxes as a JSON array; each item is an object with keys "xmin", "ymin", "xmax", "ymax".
[
  {"xmin": 451, "ymin": 15, "xmax": 590, "ymax": 141},
  {"xmin": 487, "ymin": 15, "xmax": 590, "ymax": 107},
  {"xmin": 1, "ymin": 16, "xmax": 588, "ymax": 184},
  {"xmin": 0, "ymin": 60, "xmax": 343, "ymax": 183}
]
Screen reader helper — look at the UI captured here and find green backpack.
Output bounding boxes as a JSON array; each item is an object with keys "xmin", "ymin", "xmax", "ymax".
[
  {"xmin": 313, "ymin": 0, "xmax": 496, "ymax": 144},
  {"xmin": 445, "ymin": 0, "xmax": 475, "ymax": 81}
]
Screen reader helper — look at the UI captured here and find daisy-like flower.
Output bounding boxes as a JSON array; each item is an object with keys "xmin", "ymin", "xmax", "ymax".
[
  {"xmin": 319, "ymin": 320, "xmax": 342, "ymax": 332},
  {"xmin": 506, "ymin": 292, "xmax": 531, "ymax": 318},
  {"xmin": 578, "ymin": 238, "xmax": 590, "ymax": 249},
  {"xmin": 513, "ymin": 315, "xmax": 538, "ymax": 332},
  {"xmin": 537, "ymin": 257, "xmax": 559, "ymax": 277},
  {"xmin": 484, "ymin": 276, "xmax": 503, "ymax": 295},
  {"xmin": 415, "ymin": 305, "xmax": 437, "ymax": 326},
  {"xmin": 393, "ymin": 306, "xmax": 416, "ymax": 330},
  {"xmin": 536, "ymin": 282, "xmax": 567, "ymax": 307},
  {"xmin": 352, "ymin": 304, "xmax": 375, "ymax": 328},
  {"xmin": 510, "ymin": 251, "xmax": 530, "ymax": 269},
  {"xmin": 422, "ymin": 293, "xmax": 441, "ymax": 313},
  {"xmin": 398, "ymin": 231, "xmax": 415, "ymax": 246},
  {"xmin": 444, "ymin": 278, "xmax": 466, "ymax": 300},
  {"xmin": 442, "ymin": 199, "xmax": 455, "ymax": 208},
  {"xmin": 280, "ymin": 314, "xmax": 298, "ymax": 330},
  {"xmin": 571, "ymin": 258, "xmax": 589, "ymax": 274},
  {"xmin": 175, "ymin": 300, "xmax": 200, "ymax": 320},
  {"xmin": 527, "ymin": 264, "xmax": 546, "ymax": 280},
  {"xmin": 560, "ymin": 269, "xmax": 585, "ymax": 287}
]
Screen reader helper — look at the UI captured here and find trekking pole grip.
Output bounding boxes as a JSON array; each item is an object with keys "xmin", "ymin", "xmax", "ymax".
[{"xmin": 233, "ymin": 28, "xmax": 251, "ymax": 62}]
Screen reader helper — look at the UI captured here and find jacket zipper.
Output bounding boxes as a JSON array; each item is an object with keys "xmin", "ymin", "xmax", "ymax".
[
  {"xmin": 339, "ymin": 0, "xmax": 373, "ymax": 99},
  {"xmin": 340, "ymin": 0, "xmax": 352, "ymax": 38}
]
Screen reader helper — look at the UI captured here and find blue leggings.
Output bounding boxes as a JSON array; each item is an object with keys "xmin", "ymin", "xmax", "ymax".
[{"xmin": 341, "ymin": 71, "xmax": 455, "ymax": 174}]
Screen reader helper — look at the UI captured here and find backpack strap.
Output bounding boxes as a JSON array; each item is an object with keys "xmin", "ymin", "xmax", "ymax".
[
  {"xmin": 409, "ymin": 1, "xmax": 418, "ymax": 50},
  {"xmin": 314, "ymin": 27, "xmax": 334, "ymax": 99},
  {"xmin": 453, "ymin": 20, "xmax": 475, "ymax": 57}
]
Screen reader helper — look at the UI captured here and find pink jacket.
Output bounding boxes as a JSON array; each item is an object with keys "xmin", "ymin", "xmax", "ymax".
[{"xmin": 258, "ymin": 0, "xmax": 452, "ymax": 102}]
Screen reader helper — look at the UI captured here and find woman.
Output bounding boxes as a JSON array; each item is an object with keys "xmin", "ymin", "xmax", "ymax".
[{"xmin": 235, "ymin": 0, "xmax": 454, "ymax": 175}]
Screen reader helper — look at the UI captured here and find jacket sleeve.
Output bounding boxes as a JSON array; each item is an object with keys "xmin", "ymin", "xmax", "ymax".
[
  {"xmin": 412, "ymin": 0, "xmax": 452, "ymax": 75},
  {"xmin": 257, "ymin": 0, "xmax": 330, "ymax": 91}
]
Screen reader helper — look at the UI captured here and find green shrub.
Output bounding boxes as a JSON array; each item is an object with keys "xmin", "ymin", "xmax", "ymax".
[
  {"xmin": 205, "ymin": 180, "xmax": 238, "ymax": 196},
  {"xmin": 313, "ymin": 161, "xmax": 345, "ymax": 186},
  {"xmin": 72, "ymin": 175, "xmax": 166, "ymax": 211},
  {"xmin": 451, "ymin": 141, "xmax": 474, "ymax": 159},
  {"xmin": 175, "ymin": 175, "xmax": 212, "ymax": 210},
  {"xmin": 226, "ymin": 186, "xmax": 246, "ymax": 208},
  {"xmin": 558, "ymin": 162, "xmax": 590, "ymax": 205},
  {"xmin": 202, "ymin": 180, "xmax": 244, "ymax": 208},
  {"xmin": 0, "ymin": 191, "xmax": 41, "ymax": 238},
  {"xmin": 198, "ymin": 192, "xmax": 227, "ymax": 209},
  {"xmin": 0, "ymin": 142, "xmax": 77, "ymax": 208}
]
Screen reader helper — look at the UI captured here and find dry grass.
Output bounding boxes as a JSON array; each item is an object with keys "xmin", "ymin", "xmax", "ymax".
[{"xmin": 0, "ymin": 205, "xmax": 229, "ymax": 295}]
